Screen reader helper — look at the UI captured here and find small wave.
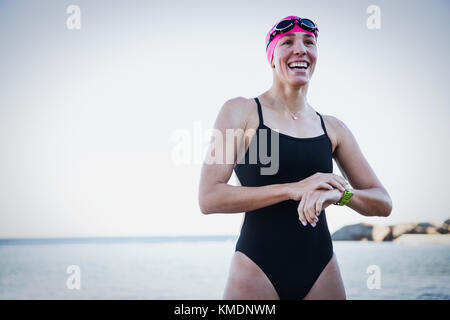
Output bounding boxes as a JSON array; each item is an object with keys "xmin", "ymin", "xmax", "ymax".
[{"xmin": 416, "ymin": 293, "xmax": 450, "ymax": 300}]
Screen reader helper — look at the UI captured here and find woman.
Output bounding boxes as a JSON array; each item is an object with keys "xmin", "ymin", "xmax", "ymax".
[{"xmin": 198, "ymin": 16, "xmax": 392, "ymax": 300}]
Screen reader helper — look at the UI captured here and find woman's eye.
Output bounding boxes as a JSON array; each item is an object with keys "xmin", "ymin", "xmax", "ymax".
[
  {"xmin": 305, "ymin": 41, "xmax": 315, "ymax": 45},
  {"xmin": 284, "ymin": 40, "xmax": 292, "ymax": 45}
]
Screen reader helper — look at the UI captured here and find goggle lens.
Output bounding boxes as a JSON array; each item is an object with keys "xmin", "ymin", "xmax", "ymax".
[
  {"xmin": 301, "ymin": 18, "xmax": 315, "ymax": 30},
  {"xmin": 275, "ymin": 20, "xmax": 294, "ymax": 31}
]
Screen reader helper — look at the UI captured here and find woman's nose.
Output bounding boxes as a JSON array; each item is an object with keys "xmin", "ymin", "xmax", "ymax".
[{"xmin": 292, "ymin": 42, "xmax": 307, "ymax": 55}]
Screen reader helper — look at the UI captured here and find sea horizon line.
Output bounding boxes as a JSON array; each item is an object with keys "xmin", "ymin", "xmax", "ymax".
[{"xmin": 0, "ymin": 234, "xmax": 239, "ymax": 245}]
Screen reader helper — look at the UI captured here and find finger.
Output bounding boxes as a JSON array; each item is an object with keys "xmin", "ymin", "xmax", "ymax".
[
  {"xmin": 304, "ymin": 193, "xmax": 319, "ymax": 227},
  {"xmin": 297, "ymin": 196, "xmax": 307, "ymax": 227},
  {"xmin": 302, "ymin": 192, "xmax": 315, "ymax": 226},
  {"xmin": 335, "ymin": 175, "xmax": 348, "ymax": 189},
  {"xmin": 315, "ymin": 199, "xmax": 323, "ymax": 217},
  {"xmin": 325, "ymin": 176, "xmax": 345, "ymax": 192},
  {"xmin": 332, "ymin": 178, "xmax": 348, "ymax": 192},
  {"xmin": 303, "ymin": 193, "xmax": 314, "ymax": 226},
  {"xmin": 318, "ymin": 182, "xmax": 333, "ymax": 190}
]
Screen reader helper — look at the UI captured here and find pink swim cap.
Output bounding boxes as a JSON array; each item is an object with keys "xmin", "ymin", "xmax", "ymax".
[{"xmin": 266, "ymin": 16, "xmax": 317, "ymax": 66}]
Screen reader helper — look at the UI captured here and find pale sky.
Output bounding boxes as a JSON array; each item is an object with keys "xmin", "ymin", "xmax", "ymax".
[{"xmin": 0, "ymin": 0, "xmax": 449, "ymax": 238}]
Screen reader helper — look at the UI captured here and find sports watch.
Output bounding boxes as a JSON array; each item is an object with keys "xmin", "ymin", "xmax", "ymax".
[{"xmin": 334, "ymin": 183, "xmax": 353, "ymax": 206}]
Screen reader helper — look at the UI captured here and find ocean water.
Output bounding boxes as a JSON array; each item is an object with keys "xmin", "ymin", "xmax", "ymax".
[{"xmin": 0, "ymin": 237, "xmax": 449, "ymax": 300}]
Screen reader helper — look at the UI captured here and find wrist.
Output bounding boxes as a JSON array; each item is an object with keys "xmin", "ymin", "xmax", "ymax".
[
  {"xmin": 285, "ymin": 183, "xmax": 296, "ymax": 200},
  {"xmin": 333, "ymin": 184, "xmax": 354, "ymax": 206},
  {"xmin": 285, "ymin": 182, "xmax": 303, "ymax": 201},
  {"xmin": 330, "ymin": 188, "xmax": 343, "ymax": 203}
]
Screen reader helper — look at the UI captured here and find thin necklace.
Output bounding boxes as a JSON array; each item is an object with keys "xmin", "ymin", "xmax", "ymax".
[
  {"xmin": 261, "ymin": 98, "xmax": 307, "ymax": 120},
  {"xmin": 282, "ymin": 105, "xmax": 305, "ymax": 120}
]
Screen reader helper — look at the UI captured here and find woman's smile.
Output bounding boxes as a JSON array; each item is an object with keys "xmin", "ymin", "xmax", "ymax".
[{"xmin": 287, "ymin": 64, "xmax": 309, "ymax": 73}]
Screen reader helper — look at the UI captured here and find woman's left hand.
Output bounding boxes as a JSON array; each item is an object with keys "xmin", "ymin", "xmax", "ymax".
[{"xmin": 297, "ymin": 189, "xmax": 342, "ymax": 227}]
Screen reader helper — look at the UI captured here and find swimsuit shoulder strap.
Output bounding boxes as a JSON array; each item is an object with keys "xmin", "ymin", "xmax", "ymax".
[
  {"xmin": 315, "ymin": 111, "xmax": 329, "ymax": 136},
  {"xmin": 254, "ymin": 97, "xmax": 264, "ymax": 127}
]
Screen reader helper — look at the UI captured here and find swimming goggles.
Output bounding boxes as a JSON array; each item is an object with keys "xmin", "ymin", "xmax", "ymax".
[{"xmin": 266, "ymin": 18, "xmax": 319, "ymax": 49}]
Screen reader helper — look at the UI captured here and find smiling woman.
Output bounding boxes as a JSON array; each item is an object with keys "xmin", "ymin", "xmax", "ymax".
[{"xmin": 198, "ymin": 15, "xmax": 392, "ymax": 300}]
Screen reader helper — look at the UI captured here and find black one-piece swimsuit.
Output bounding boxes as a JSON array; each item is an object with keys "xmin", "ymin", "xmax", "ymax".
[{"xmin": 233, "ymin": 97, "xmax": 334, "ymax": 300}]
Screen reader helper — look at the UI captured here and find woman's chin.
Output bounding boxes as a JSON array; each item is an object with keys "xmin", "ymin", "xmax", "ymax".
[{"xmin": 286, "ymin": 76, "xmax": 309, "ymax": 87}]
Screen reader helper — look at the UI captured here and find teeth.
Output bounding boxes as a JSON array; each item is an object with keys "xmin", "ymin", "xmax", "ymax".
[{"xmin": 288, "ymin": 61, "xmax": 308, "ymax": 68}]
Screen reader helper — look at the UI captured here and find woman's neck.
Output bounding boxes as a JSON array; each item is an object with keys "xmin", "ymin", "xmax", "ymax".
[{"xmin": 263, "ymin": 82, "xmax": 310, "ymax": 115}]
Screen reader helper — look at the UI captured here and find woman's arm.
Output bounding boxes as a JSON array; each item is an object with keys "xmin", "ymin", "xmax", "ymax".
[
  {"xmin": 198, "ymin": 97, "xmax": 292, "ymax": 214},
  {"xmin": 331, "ymin": 116, "xmax": 393, "ymax": 217},
  {"xmin": 199, "ymin": 180, "xmax": 291, "ymax": 214}
]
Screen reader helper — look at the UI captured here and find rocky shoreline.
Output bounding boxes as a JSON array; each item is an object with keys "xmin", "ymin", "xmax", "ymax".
[{"xmin": 331, "ymin": 219, "xmax": 450, "ymax": 242}]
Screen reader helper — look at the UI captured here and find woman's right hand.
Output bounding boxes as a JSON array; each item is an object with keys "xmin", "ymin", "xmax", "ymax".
[{"xmin": 287, "ymin": 172, "xmax": 348, "ymax": 201}]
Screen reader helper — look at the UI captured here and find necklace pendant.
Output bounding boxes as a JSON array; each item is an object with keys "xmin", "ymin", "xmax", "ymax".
[{"xmin": 292, "ymin": 115, "xmax": 298, "ymax": 120}]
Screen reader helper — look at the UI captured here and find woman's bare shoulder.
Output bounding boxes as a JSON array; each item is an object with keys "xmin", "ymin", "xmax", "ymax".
[
  {"xmin": 217, "ymin": 96, "xmax": 256, "ymax": 129},
  {"xmin": 320, "ymin": 113, "xmax": 350, "ymax": 154},
  {"xmin": 222, "ymin": 96, "xmax": 255, "ymax": 115},
  {"xmin": 321, "ymin": 114, "xmax": 346, "ymax": 130}
]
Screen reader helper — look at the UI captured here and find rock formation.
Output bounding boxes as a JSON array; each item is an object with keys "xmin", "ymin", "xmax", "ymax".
[{"xmin": 331, "ymin": 219, "xmax": 450, "ymax": 241}]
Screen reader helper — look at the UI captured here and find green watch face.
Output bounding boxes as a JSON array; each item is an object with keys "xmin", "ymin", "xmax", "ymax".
[
  {"xmin": 342, "ymin": 190, "xmax": 353, "ymax": 201},
  {"xmin": 334, "ymin": 187, "xmax": 354, "ymax": 206},
  {"xmin": 335, "ymin": 189, "xmax": 353, "ymax": 205}
]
